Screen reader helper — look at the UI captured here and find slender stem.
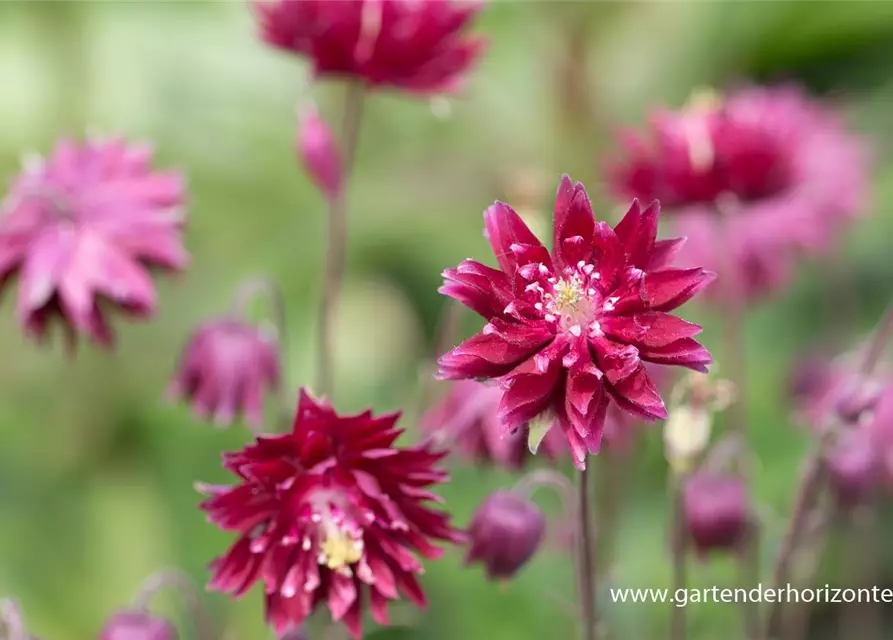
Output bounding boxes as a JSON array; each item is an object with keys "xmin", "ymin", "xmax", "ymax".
[
  {"xmin": 670, "ymin": 469, "xmax": 687, "ymax": 640},
  {"xmin": 765, "ymin": 301, "xmax": 893, "ymax": 639},
  {"xmin": 133, "ymin": 569, "xmax": 215, "ymax": 640},
  {"xmin": 416, "ymin": 299, "xmax": 464, "ymax": 420},
  {"xmin": 840, "ymin": 502, "xmax": 882, "ymax": 640},
  {"xmin": 0, "ymin": 599, "xmax": 25, "ymax": 640},
  {"xmin": 595, "ymin": 449, "xmax": 621, "ymax": 601},
  {"xmin": 231, "ymin": 276, "xmax": 290, "ymax": 431},
  {"xmin": 316, "ymin": 82, "xmax": 366, "ymax": 398},
  {"xmin": 716, "ymin": 199, "xmax": 760, "ymax": 638},
  {"xmin": 578, "ymin": 466, "xmax": 597, "ymax": 640}
]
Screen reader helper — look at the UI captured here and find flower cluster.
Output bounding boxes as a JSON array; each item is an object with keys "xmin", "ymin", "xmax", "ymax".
[
  {"xmin": 438, "ymin": 175, "xmax": 713, "ymax": 469},
  {"xmin": 609, "ymin": 86, "xmax": 867, "ymax": 299}
]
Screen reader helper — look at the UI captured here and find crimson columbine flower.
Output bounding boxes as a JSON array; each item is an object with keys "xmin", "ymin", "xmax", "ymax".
[
  {"xmin": 683, "ymin": 471, "xmax": 750, "ymax": 556},
  {"xmin": 200, "ymin": 389, "xmax": 461, "ymax": 639},
  {"xmin": 609, "ymin": 86, "xmax": 867, "ymax": 299},
  {"xmin": 254, "ymin": 0, "xmax": 486, "ymax": 96},
  {"xmin": 169, "ymin": 318, "xmax": 280, "ymax": 428},
  {"xmin": 0, "ymin": 137, "xmax": 188, "ymax": 345},
  {"xmin": 437, "ymin": 175, "xmax": 713, "ymax": 469},
  {"xmin": 421, "ymin": 380, "xmax": 565, "ymax": 470},
  {"xmin": 98, "ymin": 610, "xmax": 177, "ymax": 640},
  {"xmin": 465, "ymin": 490, "xmax": 545, "ymax": 581}
]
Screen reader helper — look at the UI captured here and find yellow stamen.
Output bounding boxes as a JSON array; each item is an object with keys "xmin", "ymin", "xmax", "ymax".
[{"xmin": 319, "ymin": 530, "xmax": 363, "ymax": 571}]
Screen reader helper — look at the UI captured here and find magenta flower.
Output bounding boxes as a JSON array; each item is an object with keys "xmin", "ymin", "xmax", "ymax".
[
  {"xmin": 98, "ymin": 610, "xmax": 177, "ymax": 640},
  {"xmin": 200, "ymin": 389, "xmax": 461, "ymax": 639},
  {"xmin": 169, "ymin": 318, "xmax": 281, "ymax": 428},
  {"xmin": 464, "ymin": 490, "xmax": 545, "ymax": 581},
  {"xmin": 254, "ymin": 0, "xmax": 486, "ymax": 96},
  {"xmin": 683, "ymin": 471, "xmax": 750, "ymax": 556},
  {"xmin": 827, "ymin": 427, "xmax": 878, "ymax": 507},
  {"xmin": 0, "ymin": 137, "xmax": 188, "ymax": 345},
  {"xmin": 609, "ymin": 86, "xmax": 867, "ymax": 299},
  {"xmin": 421, "ymin": 380, "xmax": 565, "ymax": 470},
  {"xmin": 437, "ymin": 175, "xmax": 713, "ymax": 469}
]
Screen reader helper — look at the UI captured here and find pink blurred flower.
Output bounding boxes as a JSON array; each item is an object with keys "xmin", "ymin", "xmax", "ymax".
[
  {"xmin": 421, "ymin": 379, "xmax": 565, "ymax": 470},
  {"xmin": 297, "ymin": 103, "xmax": 343, "ymax": 201},
  {"xmin": 827, "ymin": 426, "xmax": 878, "ymax": 507},
  {"xmin": 200, "ymin": 389, "xmax": 461, "ymax": 639},
  {"xmin": 169, "ymin": 318, "xmax": 281, "ymax": 428},
  {"xmin": 437, "ymin": 175, "xmax": 713, "ymax": 470},
  {"xmin": 464, "ymin": 490, "xmax": 545, "ymax": 580},
  {"xmin": 609, "ymin": 86, "xmax": 868, "ymax": 299},
  {"xmin": 98, "ymin": 610, "xmax": 177, "ymax": 640},
  {"xmin": 254, "ymin": 0, "xmax": 486, "ymax": 96},
  {"xmin": 0, "ymin": 137, "xmax": 188, "ymax": 346},
  {"xmin": 683, "ymin": 471, "xmax": 750, "ymax": 556}
]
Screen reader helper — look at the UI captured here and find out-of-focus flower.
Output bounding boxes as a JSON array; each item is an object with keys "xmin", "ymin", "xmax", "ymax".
[
  {"xmin": 683, "ymin": 471, "xmax": 750, "ymax": 556},
  {"xmin": 609, "ymin": 86, "xmax": 868, "ymax": 300},
  {"xmin": 0, "ymin": 137, "xmax": 188, "ymax": 345},
  {"xmin": 254, "ymin": 0, "xmax": 486, "ymax": 96},
  {"xmin": 826, "ymin": 427, "xmax": 878, "ymax": 507},
  {"xmin": 297, "ymin": 103, "xmax": 343, "ymax": 202},
  {"xmin": 200, "ymin": 389, "xmax": 461, "ymax": 639},
  {"xmin": 421, "ymin": 379, "xmax": 565, "ymax": 469},
  {"xmin": 0, "ymin": 599, "xmax": 29, "ymax": 640},
  {"xmin": 438, "ymin": 175, "xmax": 713, "ymax": 470},
  {"xmin": 169, "ymin": 318, "xmax": 280, "ymax": 428},
  {"xmin": 465, "ymin": 490, "xmax": 546, "ymax": 580},
  {"xmin": 98, "ymin": 610, "xmax": 177, "ymax": 640},
  {"xmin": 663, "ymin": 373, "xmax": 736, "ymax": 470}
]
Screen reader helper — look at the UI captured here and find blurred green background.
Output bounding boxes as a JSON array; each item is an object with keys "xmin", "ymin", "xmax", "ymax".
[{"xmin": 2, "ymin": 2, "xmax": 893, "ymax": 639}]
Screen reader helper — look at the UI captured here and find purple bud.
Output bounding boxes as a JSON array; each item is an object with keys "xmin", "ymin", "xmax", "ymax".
[
  {"xmin": 683, "ymin": 472, "xmax": 749, "ymax": 556},
  {"xmin": 465, "ymin": 491, "xmax": 546, "ymax": 580},
  {"xmin": 827, "ymin": 428, "xmax": 877, "ymax": 506},
  {"xmin": 297, "ymin": 103, "xmax": 343, "ymax": 201},
  {"xmin": 98, "ymin": 611, "xmax": 177, "ymax": 640}
]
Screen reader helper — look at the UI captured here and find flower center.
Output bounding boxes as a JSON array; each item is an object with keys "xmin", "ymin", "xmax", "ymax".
[
  {"xmin": 318, "ymin": 525, "xmax": 364, "ymax": 571},
  {"xmin": 521, "ymin": 260, "xmax": 607, "ymax": 337}
]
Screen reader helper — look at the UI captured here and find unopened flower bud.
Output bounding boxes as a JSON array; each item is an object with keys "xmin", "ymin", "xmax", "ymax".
[
  {"xmin": 297, "ymin": 103, "xmax": 343, "ymax": 202},
  {"xmin": 465, "ymin": 491, "xmax": 546, "ymax": 580},
  {"xmin": 664, "ymin": 405, "xmax": 711, "ymax": 470},
  {"xmin": 98, "ymin": 610, "xmax": 177, "ymax": 640},
  {"xmin": 683, "ymin": 472, "xmax": 750, "ymax": 556},
  {"xmin": 826, "ymin": 428, "xmax": 877, "ymax": 506}
]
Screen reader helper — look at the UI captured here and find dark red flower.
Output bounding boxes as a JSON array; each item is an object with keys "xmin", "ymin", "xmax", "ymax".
[
  {"xmin": 200, "ymin": 389, "xmax": 461, "ymax": 639},
  {"xmin": 169, "ymin": 318, "xmax": 281, "ymax": 428},
  {"xmin": 98, "ymin": 610, "xmax": 177, "ymax": 640},
  {"xmin": 683, "ymin": 471, "xmax": 750, "ymax": 556},
  {"xmin": 254, "ymin": 0, "xmax": 486, "ymax": 95},
  {"xmin": 464, "ymin": 490, "xmax": 545, "ymax": 580},
  {"xmin": 609, "ymin": 86, "xmax": 868, "ymax": 299},
  {"xmin": 0, "ymin": 137, "xmax": 188, "ymax": 346},
  {"xmin": 437, "ymin": 175, "xmax": 713, "ymax": 469},
  {"xmin": 421, "ymin": 379, "xmax": 565, "ymax": 470}
]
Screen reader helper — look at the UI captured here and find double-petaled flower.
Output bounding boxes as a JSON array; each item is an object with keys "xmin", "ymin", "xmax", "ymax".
[
  {"xmin": 437, "ymin": 175, "xmax": 713, "ymax": 469},
  {"xmin": 609, "ymin": 86, "xmax": 867, "ymax": 299},
  {"xmin": 254, "ymin": 0, "xmax": 486, "ymax": 96},
  {"xmin": 200, "ymin": 390, "xmax": 461, "ymax": 638},
  {"xmin": 0, "ymin": 137, "xmax": 187, "ymax": 346}
]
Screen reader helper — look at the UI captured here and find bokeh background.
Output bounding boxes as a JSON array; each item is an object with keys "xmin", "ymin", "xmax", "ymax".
[{"xmin": 2, "ymin": 1, "xmax": 893, "ymax": 639}]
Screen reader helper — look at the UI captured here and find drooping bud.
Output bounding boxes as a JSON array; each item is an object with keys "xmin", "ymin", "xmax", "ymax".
[
  {"xmin": 465, "ymin": 490, "xmax": 546, "ymax": 580},
  {"xmin": 664, "ymin": 373, "xmax": 735, "ymax": 471},
  {"xmin": 826, "ymin": 428, "xmax": 878, "ymax": 507},
  {"xmin": 683, "ymin": 471, "xmax": 750, "ymax": 556},
  {"xmin": 297, "ymin": 102, "xmax": 343, "ymax": 202},
  {"xmin": 98, "ymin": 610, "xmax": 177, "ymax": 640}
]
